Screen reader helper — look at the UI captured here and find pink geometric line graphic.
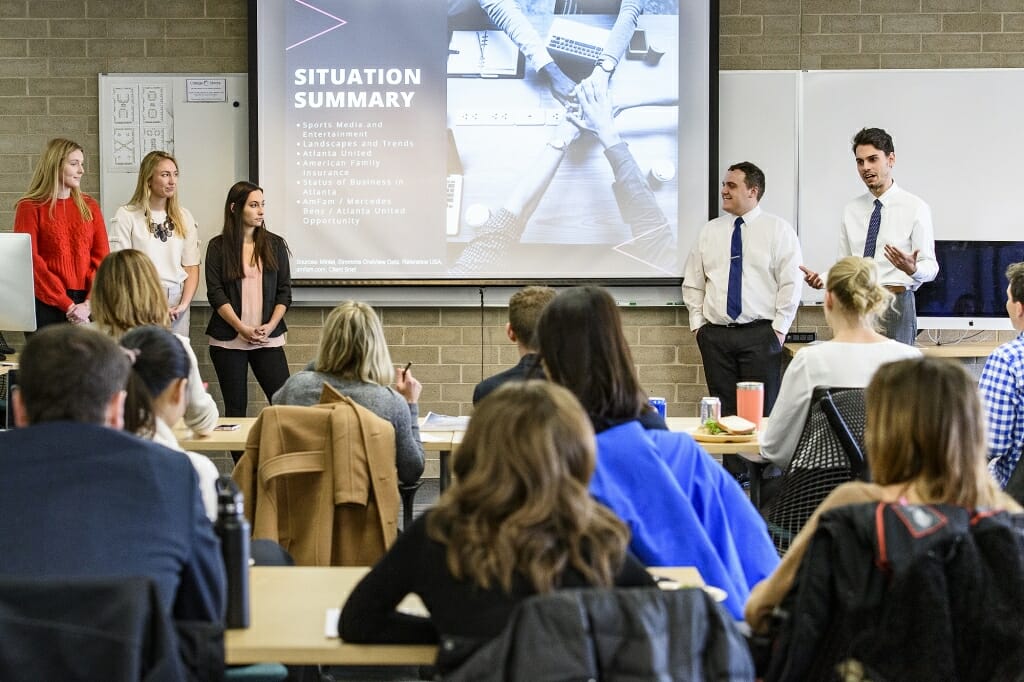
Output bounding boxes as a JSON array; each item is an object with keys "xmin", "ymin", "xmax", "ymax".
[{"xmin": 286, "ymin": 0, "xmax": 347, "ymax": 51}]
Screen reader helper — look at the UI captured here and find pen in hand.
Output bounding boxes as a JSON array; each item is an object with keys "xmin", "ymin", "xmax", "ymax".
[{"xmin": 403, "ymin": 362, "xmax": 412, "ymax": 376}]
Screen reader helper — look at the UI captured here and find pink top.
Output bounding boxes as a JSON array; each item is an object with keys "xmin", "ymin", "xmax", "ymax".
[{"xmin": 209, "ymin": 242, "xmax": 284, "ymax": 350}]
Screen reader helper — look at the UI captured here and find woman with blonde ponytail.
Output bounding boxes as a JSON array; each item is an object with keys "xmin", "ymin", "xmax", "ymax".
[{"xmin": 759, "ymin": 256, "xmax": 921, "ymax": 470}]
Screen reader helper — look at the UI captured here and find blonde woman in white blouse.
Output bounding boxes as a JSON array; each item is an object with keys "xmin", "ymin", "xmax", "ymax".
[
  {"xmin": 760, "ymin": 256, "xmax": 921, "ymax": 470},
  {"xmin": 108, "ymin": 151, "xmax": 200, "ymax": 336}
]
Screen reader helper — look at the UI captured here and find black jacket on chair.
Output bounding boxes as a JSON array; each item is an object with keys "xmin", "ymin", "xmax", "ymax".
[
  {"xmin": 443, "ymin": 587, "xmax": 755, "ymax": 681},
  {"xmin": 765, "ymin": 502, "xmax": 1024, "ymax": 682},
  {"xmin": 0, "ymin": 576, "xmax": 187, "ymax": 681}
]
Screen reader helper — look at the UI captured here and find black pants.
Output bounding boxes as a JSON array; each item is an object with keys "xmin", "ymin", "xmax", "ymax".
[
  {"xmin": 30, "ymin": 290, "xmax": 87, "ymax": 335},
  {"xmin": 695, "ymin": 320, "xmax": 783, "ymax": 417},
  {"xmin": 208, "ymin": 345, "xmax": 290, "ymax": 418}
]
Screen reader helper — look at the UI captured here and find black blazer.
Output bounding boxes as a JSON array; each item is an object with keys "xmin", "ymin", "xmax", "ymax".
[{"xmin": 205, "ymin": 232, "xmax": 292, "ymax": 341}]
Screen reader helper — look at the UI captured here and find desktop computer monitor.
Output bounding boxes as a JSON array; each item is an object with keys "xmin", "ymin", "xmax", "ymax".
[{"xmin": 0, "ymin": 233, "xmax": 36, "ymax": 333}]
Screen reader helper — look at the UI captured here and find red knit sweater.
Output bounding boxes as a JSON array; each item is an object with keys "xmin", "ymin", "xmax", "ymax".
[{"xmin": 14, "ymin": 195, "xmax": 109, "ymax": 311}]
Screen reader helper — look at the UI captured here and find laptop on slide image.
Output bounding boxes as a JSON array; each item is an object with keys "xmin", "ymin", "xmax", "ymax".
[{"xmin": 546, "ymin": 17, "xmax": 612, "ymax": 81}]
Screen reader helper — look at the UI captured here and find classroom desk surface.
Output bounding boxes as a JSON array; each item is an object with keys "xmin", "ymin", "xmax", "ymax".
[
  {"xmin": 784, "ymin": 340, "xmax": 998, "ymax": 359},
  {"xmin": 175, "ymin": 417, "xmax": 456, "ymax": 457},
  {"xmin": 225, "ymin": 565, "xmax": 704, "ymax": 665}
]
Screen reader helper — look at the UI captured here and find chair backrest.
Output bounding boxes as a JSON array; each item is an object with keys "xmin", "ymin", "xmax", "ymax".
[
  {"xmin": 444, "ymin": 587, "xmax": 755, "ymax": 681},
  {"xmin": 764, "ymin": 386, "xmax": 867, "ymax": 555},
  {"xmin": 0, "ymin": 576, "xmax": 187, "ymax": 681}
]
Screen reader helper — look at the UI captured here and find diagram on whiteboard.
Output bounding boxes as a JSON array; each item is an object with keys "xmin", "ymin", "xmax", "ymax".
[{"xmin": 106, "ymin": 83, "xmax": 173, "ymax": 171}]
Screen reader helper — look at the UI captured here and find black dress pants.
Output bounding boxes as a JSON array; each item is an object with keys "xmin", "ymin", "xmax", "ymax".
[{"xmin": 208, "ymin": 345, "xmax": 290, "ymax": 418}]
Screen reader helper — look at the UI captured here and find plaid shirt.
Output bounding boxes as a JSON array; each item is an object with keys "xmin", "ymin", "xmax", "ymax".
[{"xmin": 979, "ymin": 332, "xmax": 1024, "ymax": 487}]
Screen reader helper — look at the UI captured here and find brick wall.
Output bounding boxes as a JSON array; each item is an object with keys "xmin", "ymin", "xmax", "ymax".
[{"xmin": 2, "ymin": 0, "xmax": 1021, "ymax": 423}]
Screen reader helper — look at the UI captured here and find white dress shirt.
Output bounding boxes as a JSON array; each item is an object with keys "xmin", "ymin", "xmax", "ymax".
[
  {"xmin": 839, "ymin": 183, "xmax": 938, "ymax": 290},
  {"xmin": 682, "ymin": 205, "xmax": 803, "ymax": 334}
]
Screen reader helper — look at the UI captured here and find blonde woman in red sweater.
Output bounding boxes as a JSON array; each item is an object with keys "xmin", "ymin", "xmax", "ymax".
[{"xmin": 14, "ymin": 138, "xmax": 109, "ymax": 331}]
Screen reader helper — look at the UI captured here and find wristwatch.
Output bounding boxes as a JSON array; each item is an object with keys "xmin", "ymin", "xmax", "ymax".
[{"xmin": 598, "ymin": 56, "xmax": 617, "ymax": 74}]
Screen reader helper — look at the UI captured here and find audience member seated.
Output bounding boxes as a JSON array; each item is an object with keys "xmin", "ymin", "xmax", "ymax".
[
  {"xmin": 121, "ymin": 325, "xmax": 220, "ymax": 520},
  {"xmin": 979, "ymin": 261, "xmax": 1024, "ymax": 490},
  {"xmin": 760, "ymin": 256, "xmax": 921, "ymax": 471},
  {"xmin": 472, "ymin": 285, "xmax": 555, "ymax": 404},
  {"xmin": 272, "ymin": 300, "xmax": 424, "ymax": 486},
  {"xmin": 91, "ymin": 248, "xmax": 218, "ymax": 436},
  {"xmin": 535, "ymin": 285, "xmax": 778, "ymax": 618},
  {"xmin": 0, "ymin": 325, "xmax": 225, "ymax": 621},
  {"xmin": 339, "ymin": 381, "xmax": 655, "ymax": 673},
  {"xmin": 746, "ymin": 356, "xmax": 1023, "ymax": 633}
]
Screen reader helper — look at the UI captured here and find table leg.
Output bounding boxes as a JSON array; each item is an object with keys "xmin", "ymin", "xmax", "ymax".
[
  {"xmin": 439, "ymin": 449, "xmax": 451, "ymax": 493},
  {"xmin": 744, "ymin": 460, "xmax": 767, "ymax": 509}
]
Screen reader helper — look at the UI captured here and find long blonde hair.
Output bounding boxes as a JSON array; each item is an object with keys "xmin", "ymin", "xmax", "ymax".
[
  {"xmin": 315, "ymin": 301, "xmax": 394, "ymax": 385},
  {"xmin": 128, "ymin": 151, "xmax": 187, "ymax": 239},
  {"xmin": 17, "ymin": 138, "xmax": 93, "ymax": 220},
  {"xmin": 91, "ymin": 250, "xmax": 171, "ymax": 337},
  {"xmin": 867, "ymin": 357, "xmax": 1002, "ymax": 508},
  {"xmin": 427, "ymin": 381, "xmax": 630, "ymax": 593}
]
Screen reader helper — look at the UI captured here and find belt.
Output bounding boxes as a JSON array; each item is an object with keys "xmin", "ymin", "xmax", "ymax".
[
  {"xmin": 884, "ymin": 285, "xmax": 908, "ymax": 295},
  {"xmin": 709, "ymin": 319, "xmax": 772, "ymax": 329}
]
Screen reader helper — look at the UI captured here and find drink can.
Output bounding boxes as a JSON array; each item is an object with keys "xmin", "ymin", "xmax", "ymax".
[
  {"xmin": 649, "ymin": 397, "xmax": 667, "ymax": 418},
  {"xmin": 699, "ymin": 396, "xmax": 721, "ymax": 423}
]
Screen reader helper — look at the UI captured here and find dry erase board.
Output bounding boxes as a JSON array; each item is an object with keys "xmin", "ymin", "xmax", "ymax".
[
  {"xmin": 98, "ymin": 73, "xmax": 249, "ymax": 301},
  {"xmin": 722, "ymin": 68, "xmax": 1024, "ymax": 303}
]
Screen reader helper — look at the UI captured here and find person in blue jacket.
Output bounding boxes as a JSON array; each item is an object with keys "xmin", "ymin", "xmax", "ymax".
[{"xmin": 535, "ymin": 285, "xmax": 779, "ymax": 617}]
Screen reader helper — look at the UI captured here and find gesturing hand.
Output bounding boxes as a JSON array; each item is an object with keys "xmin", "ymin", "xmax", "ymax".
[
  {"xmin": 884, "ymin": 245, "xmax": 918, "ymax": 276},
  {"xmin": 799, "ymin": 265, "xmax": 824, "ymax": 290}
]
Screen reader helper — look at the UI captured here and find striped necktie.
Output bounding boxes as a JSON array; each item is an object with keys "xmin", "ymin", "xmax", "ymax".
[{"xmin": 863, "ymin": 199, "xmax": 882, "ymax": 258}]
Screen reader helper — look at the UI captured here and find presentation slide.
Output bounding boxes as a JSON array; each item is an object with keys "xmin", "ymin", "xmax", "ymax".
[{"xmin": 255, "ymin": 0, "xmax": 711, "ymax": 282}]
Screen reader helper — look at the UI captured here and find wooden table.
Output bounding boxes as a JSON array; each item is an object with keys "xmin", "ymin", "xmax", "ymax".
[
  {"xmin": 226, "ymin": 566, "xmax": 435, "ymax": 666},
  {"xmin": 226, "ymin": 565, "xmax": 704, "ymax": 665},
  {"xmin": 176, "ymin": 417, "xmax": 455, "ymax": 459},
  {"xmin": 175, "ymin": 417, "xmax": 256, "ymax": 451}
]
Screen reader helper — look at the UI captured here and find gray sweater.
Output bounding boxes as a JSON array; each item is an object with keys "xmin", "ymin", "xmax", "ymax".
[{"xmin": 271, "ymin": 369, "xmax": 425, "ymax": 485}]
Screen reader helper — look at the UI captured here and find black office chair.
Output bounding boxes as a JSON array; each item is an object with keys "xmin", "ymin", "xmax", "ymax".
[{"xmin": 763, "ymin": 386, "xmax": 868, "ymax": 556}]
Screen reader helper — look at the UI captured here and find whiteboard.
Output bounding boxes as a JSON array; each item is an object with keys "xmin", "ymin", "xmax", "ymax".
[
  {"xmin": 98, "ymin": 73, "xmax": 249, "ymax": 300},
  {"xmin": 718, "ymin": 71, "xmax": 799, "ymax": 232},
  {"xmin": 800, "ymin": 69, "xmax": 1024, "ymax": 301}
]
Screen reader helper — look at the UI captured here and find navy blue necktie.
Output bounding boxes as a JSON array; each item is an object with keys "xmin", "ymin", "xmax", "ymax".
[
  {"xmin": 863, "ymin": 199, "xmax": 882, "ymax": 258},
  {"xmin": 727, "ymin": 217, "xmax": 743, "ymax": 320}
]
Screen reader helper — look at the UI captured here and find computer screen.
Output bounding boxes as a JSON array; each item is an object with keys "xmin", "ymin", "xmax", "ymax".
[
  {"xmin": 916, "ymin": 240, "xmax": 1024, "ymax": 331},
  {"xmin": 0, "ymin": 233, "xmax": 37, "ymax": 333}
]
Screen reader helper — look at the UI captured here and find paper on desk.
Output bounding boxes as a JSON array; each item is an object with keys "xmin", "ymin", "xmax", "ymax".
[
  {"xmin": 325, "ymin": 608, "xmax": 341, "ymax": 638},
  {"xmin": 420, "ymin": 412, "xmax": 471, "ymax": 432},
  {"xmin": 326, "ymin": 596, "xmax": 431, "ymax": 638}
]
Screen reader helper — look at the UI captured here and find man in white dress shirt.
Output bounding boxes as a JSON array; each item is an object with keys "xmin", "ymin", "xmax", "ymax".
[
  {"xmin": 802, "ymin": 128, "xmax": 938, "ymax": 345},
  {"xmin": 683, "ymin": 161, "xmax": 803, "ymax": 418}
]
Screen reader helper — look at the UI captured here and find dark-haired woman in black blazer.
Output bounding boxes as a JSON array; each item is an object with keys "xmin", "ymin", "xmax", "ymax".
[{"xmin": 205, "ymin": 181, "xmax": 291, "ymax": 418}]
